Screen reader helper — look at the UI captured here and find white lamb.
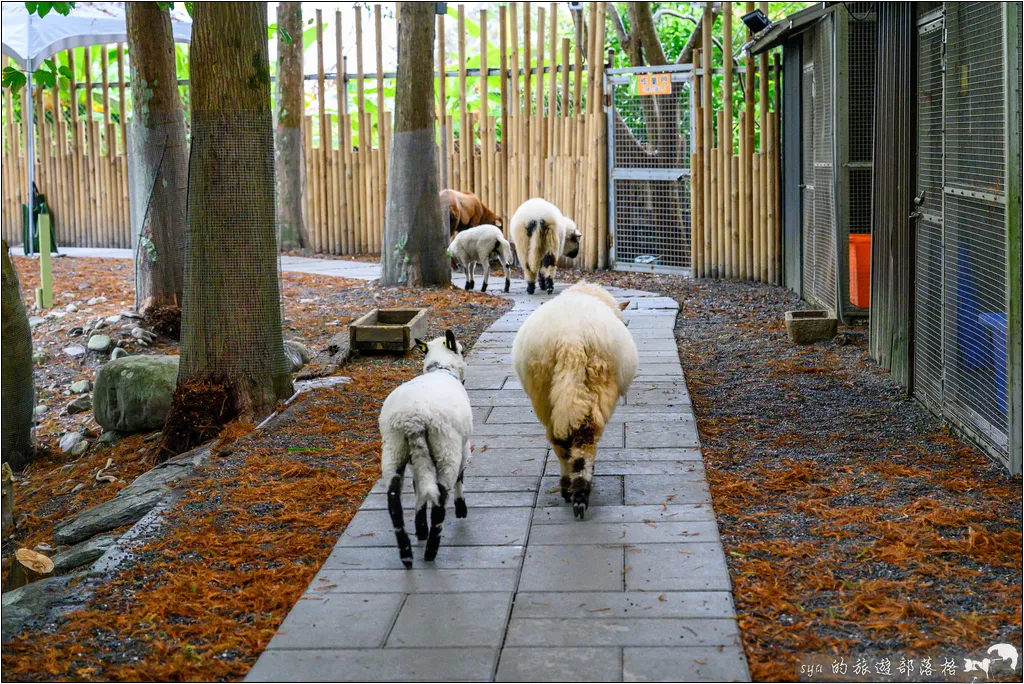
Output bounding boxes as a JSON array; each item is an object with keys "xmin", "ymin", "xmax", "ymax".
[
  {"xmin": 512, "ymin": 282, "xmax": 637, "ymax": 518},
  {"xmin": 379, "ymin": 330, "xmax": 472, "ymax": 567},
  {"xmin": 448, "ymin": 224, "xmax": 515, "ymax": 293},
  {"xmin": 509, "ymin": 197, "xmax": 582, "ymax": 295}
]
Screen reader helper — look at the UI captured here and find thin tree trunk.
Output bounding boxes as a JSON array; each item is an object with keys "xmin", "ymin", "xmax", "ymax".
[
  {"xmin": 275, "ymin": 1, "xmax": 308, "ymax": 250},
  {"xmin": 126, "ymin": 2, "xmax": 188, "ymax": 315},
  {"xmin": 1, "ymin": 241, "xmax": 35, "ymax": 470},
  {"xmin": 165, "ymin": 2, "xmax": 292, "ymax": 454},
  {"xmin": 382, "ymin": 2, "xmax": 449, "ymax": 287}
]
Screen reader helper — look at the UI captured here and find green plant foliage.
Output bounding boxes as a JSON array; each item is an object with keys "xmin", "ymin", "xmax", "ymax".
[{"xmin": 24, "ymin": 1, "xmax": 76, "ymax": 18}]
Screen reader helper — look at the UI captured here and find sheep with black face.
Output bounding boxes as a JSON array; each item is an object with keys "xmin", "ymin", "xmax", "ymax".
[{"xmin": 379, "ymin": 331, "xmax": 472, "ymax": 567}]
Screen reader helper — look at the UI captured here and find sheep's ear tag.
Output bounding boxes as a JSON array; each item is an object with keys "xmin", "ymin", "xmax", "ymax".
[
  {"xmin": 619, "ymin": 300, "xmax": 631, "ymax": 311},
  {"xmin": 415, "ymin": 339, "xmax": 429, "ymax": 354},
  {"xmin": 444, "ymin": 330, "xmax": 457, "ymax": 351}
]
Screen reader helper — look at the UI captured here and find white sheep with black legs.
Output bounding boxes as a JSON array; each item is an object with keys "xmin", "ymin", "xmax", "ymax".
[
  {"xmin": 509, "ymin": 198, "xmax": 582, "ymax": 295},
  {"xmin": 448, "ymin": 224, "xmax": 514, "ymax": 293},
  {"xmin": 512, "ymin": 283, "xmax": 636, "ymax": 518},
  {"xmin": 379, "ymin": 330, "xmax": 472, "ymax": 567}
]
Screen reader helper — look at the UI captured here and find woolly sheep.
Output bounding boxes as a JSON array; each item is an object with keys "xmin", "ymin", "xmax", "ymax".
[
  {"xmin": 511, "ymin": 283, "xmax": 636, "ymax": 518},
  {"xmin": 379, "ymin": 330, "xmax": 472, "ymax": 567},
  {"xmin": 440, "ymin": 189, "xmax": 503, "ymax": 237},
  {"xmin": 448, "ymin": 224, "xmax": 515, "ymax": 293},
  {"xmin": 509, "ymin": 198, "xmax": 582, "ymax": 295}
]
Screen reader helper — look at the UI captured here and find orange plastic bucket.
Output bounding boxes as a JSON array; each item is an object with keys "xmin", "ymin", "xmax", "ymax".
[{"xmin": 849, "ymin": 234, "xmax": 871, "ymax": 308}]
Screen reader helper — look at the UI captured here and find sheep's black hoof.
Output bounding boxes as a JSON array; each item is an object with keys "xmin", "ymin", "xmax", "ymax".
[
  {"xmin": 401, "ymin": 556, "xmax": 413, "ymax": 569},
  {"xmin": 465, "ymin": 280, "xmax": 474, "ymax": 291},
  {"xmin": 561, "ymin": 487, "xmax": 572, "ymax": 502},
  {"xmin": 455, "ymin": 498, "xmax": 468, "ymax": 518},
  {"xmin": 572, "ymin": 489, "xmax": 589, "ymax": 519},
  {"xmin": 573, "ymin": 501, "xmax": 587, "ymax": 519},
  {"xmin": 480, "ymin": 282, "xmax": 488, "ymax": 292},
  {"xmin": 504, "ymin": 278, "xmax": 511, "ymax": 293},
  {"xmin": 526, "ymin": 281, "xmax": 536, "ymax": 294}
]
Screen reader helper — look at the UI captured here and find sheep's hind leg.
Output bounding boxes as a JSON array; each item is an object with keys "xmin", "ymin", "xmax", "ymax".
[
  {"xmin": 500, "ymin": 256, "xmax": 511, "ymax": 292},
  {"xmin": 387, "ymin": 464, "xmax": 414, "ymax": 568},
  {"xmin": 549, "ymin": 433, "xmax": 573, "ymax": 502},
  {"xmin": 454, "ymin": 439, "xmax": 470, "ymax": 518},
  {"xmin": 480, "ymin": 260, "xmax": 490, "ymax": 292},
  {"xmin": 569, "ymin": 443, "xmax": 598, "ymax": 519},
  {"xmin": 524, "ymin": 265, "xmax": 537, "ymax": 294},
  {"xmin": 423, "ymin": 485, "xmax": 448, "ymax": 562},
  {"xmin": 412, "ymin": 480, "xmax": 428, "ymax": 540},
  {"xmin": 463, "ymin": 262, "xmax": 475, "ymax": 291},
  {"xmin": 541, "ymin": 253, "xmax": 556, "ymax": 294}
]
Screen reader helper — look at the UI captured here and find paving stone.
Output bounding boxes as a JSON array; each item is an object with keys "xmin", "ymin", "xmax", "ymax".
[
  {"xmin": 321, "ymin": 545, "xmax": 525, "ymax": 570},
  {"xmin": 266, "ymin": 593, "xmax": 404, "ymax": 649},
  {"xmin": 538, "ymin": 475, "xmax": 623, "ymax": 507},
  {"xmin": 625, "ymin": 422, "xmax": 700, "ymax": 448},
  {"xmin": 468, "ymin": 448, "xmax": 547, "ymax": 477},
  {"xmin": 486, "ymin": 405, "xmax": 692, "ymax": 424},
  {"xmin": 371, "ymin": 475, "xmax": 541, "ymax": 494},
  {"xmin": 544, "ymin": 459, "xmax": 705, "ymax": 477},
  {"xmin": 246, "ymin": 647, "xmax": 498, "ymax": 682},
  {"xmin": 339, "ymin": 507, "xmax": 532, "ymax": 547},
  {"xmin": 472, "ymin": 406, "xmax": 493, "ymax": 423},
  {"xmin": 512, "ymin": 591, "xmax": 735, "ymax": 619},
  {"xmin": 496, "ymin": 647, "xmax": 621, "ymax": 682},
  {"xmin": 519, "ymin": 544, "xmax": 623, "ymax": 591},
  {"xmin": 386, "ymin": 592, "xmax": 512, "ymax": 647},
  {"xmin": 633, "ymin": 363, "xmax": 683, "ymax": 377},
  {"xmin": 626, "ymin": 387, "xmax": 692, "ymax": 407},
  {"xmin": 472, "ymin": 424, "xmax": 546, "ymax": 436},
  {"xmin": 624, "ymin": 315, "xmax": 678, "ymax": 328},
  {"xmin": 312, "ymin": 568, "xmax": 520, "ymax": 593},
  {"xmin": 528, "ymin": 520, "xmax": 721, "ymax": 545},
  {"xmin": 361, "ymin": 490, "xmax": 537, "ymax": 510},
  {"xmin": 468, "ymin": 390, "xmax": 624, "ymax": 407},
  {"xmin": 632, "ymin": 338, "xmax": 680, "ymax": 351},
  {"xmin": 532, "ymin": 504, "xmax": 716, "ymax": 525},
  {"xmin": 623, "ymin": 646, "xmax": 750, "ymax": 682},
  {"xmin": 587, "ymin": 447, "xmax": 704, "ymax": 461},
  {"xmin": 624, "ymin": 475, "xmax": 711, "ymax": 505},
  {"xmin": 625, "ymin": 543, "xmax": 733, "ymax": 591},
  {"xmin": 505, "ymin": 617, "xmax": 740, "ymax": 647},
  {"xmin": 464, "ymin": 374, "xmax": 509, "ymax": 390}
]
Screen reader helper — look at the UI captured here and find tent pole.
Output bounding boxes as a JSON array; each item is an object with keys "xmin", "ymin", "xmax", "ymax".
[{"xmin": 26, "ymin": 68, "xmax": 36, "ymax": 257}]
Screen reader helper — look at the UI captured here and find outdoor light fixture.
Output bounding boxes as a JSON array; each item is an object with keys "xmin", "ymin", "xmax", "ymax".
[
  {"xmin": 567, "ymin": 2, "xmax": 585, "ymax": 12},
  {"xmin": 435, "ymin": 2, "xmax": 447, "ymax": 15},
  {"xmin": 741, "ymin": 8, "xmax": 772, "ymax": 34}
]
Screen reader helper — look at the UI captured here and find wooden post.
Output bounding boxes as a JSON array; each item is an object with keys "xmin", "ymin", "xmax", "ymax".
[
  {"xmin": 692, "ymin": 50, "xmax": 704, "ymax": 278},
  {"xmin": 758, "ymin": 1, "xmax": 769, "ymax": 283},
  {"xmin": 548, "ymin": 2, "xmax": 558, "ymax": 159},
  {"xmin": 534, "ymin": 6, "xmax": 545, "ymax": 198},
  {"xmin": 710, "ymin": 143, "xmax": 719, "ymax": 277},
  {"xmin": 767, "ymin": 110, "xmax": 778, "ymax": 285},
  {"xmin": 522, "ymin": 2, "xmax": 532, "ymax": 204},
  {"xmin": 479, "ymin": 9, "xmax": 490, "ymax": 209},
  {"xmin": 457, "ymin": 5, "xmax": 468, "ymax": 193},
  {"xmin": 701, "ymin": 4, "xmax": 714, "ymax": 277},
  {"xmin": 374, "ymin": 4, "xmax": 386, "ymax": 253},
  {"xmin": 438, "ymin": 11, "xmax": 448, "ymax": 190},
  {"xmin": 738, "ymin": 110, "xmax": 748, "ymax": 280},
  {"xmin": 336, "ymin": 11, "xmax": 349, "ymax": 254},
  {"xmin": 772, "ymin": 53, "xmax": 782, "ymax": 284},
  {"xmin": 744, "ymin": 1, "xmax": 755, "ymax": 279},
  {"xmin": 509, "ymin": 3, "xmax": 521, "ymax": 214},
  {"xmin": 499, "ymin": 6, "xmax": 509, "ymax": 226}
]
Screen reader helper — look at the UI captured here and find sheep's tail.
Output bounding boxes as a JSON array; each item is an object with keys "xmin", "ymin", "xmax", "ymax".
[
  {"xmin": 407, "ymin": 430, "xmax": 440, "ymax": 507},
  {"xmin": 548, "ymin": 340, "xmax": 612, "ymax": 442}
]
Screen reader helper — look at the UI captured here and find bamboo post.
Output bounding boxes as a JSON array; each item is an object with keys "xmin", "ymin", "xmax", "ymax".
[
  {"xmin": 117, "ymin": 44, "xmax": 126, "ymax": 155},
  {"xmin": 457, "ymin": 5, "xmax": 468, "ymax": 193},
  {"xmin": 534, "ymin": 6, "xmax": 544, "ymax": 198},
  {"xmin": 692, "ymin": 50, "xmax": 704, "ymax": 278},
  {"xmin": 100, "ymin": 45, "xmax": 111, "ymax": 243},
  {"xmin": 522, "ymin": 2, "xmax": 531, "ymax": 204},
  {"xmin": 438, "ymin": 11, "xmax": 448, "ymax": 190},
  {"xmin": 479, "ymin": 9, "xmax": 490, "ymax": 209},
  {"xmin": 768, "ymin": 110, "xmax": 779, "ymax": 285},
  {"xmin": 722, "ymin": 4, "xmax": 734, "ymax": 279},
  {"xmin": 355, "ymin": 7, "xmax": 368, "ymax": 253},
  {"xmin": 701, "ymin": 4, "xmax": 714, "ymax": 276},
  {"xmin": 509, "ymin": 3, "xmax": 520, "ymax": 214},
  {"xmin": 758, "ymin": 1, "xmax": 769, "ymax": 283},
  {"xmin": 547, "ymin": 2, "xmax": 557, "ymax": 159},
  {"xmin": 83, "ymin": 45, "xmax": 95, "ymax": 246},
  {"xmin": 710, "ymin": 143, "xmax": 719, "ymax": 277},
  {"xmin": 773, "ymin": 53, "xmax": 782, "ymax": 284},
  {"xmin": 744, "ymin": 1, "xmax": 755, "ymax": 280},
  {"xmin": 316, "ymin": 11, "xmax": 329, "ymax": 253},
  {"xmin": 716, "ymin": 110, "xmax": 726, "ymax": 276},
  {"xmin": 738, "ymin": 110, "xmax": 748, "ymax": 279},
  {"xmin": 375, "ymin": 4, "xmax": 385, "ymax": 251},
  {"xmin": 68, "ymin": 48, "xmax": 82, "ymax": 246},
  {"xmin": 336, "ymin": 11, "xmax": 349, "ymax": 254},
  {"xmin": 499, "ymin": 6, "xmax": 509, "ymax": 226}
]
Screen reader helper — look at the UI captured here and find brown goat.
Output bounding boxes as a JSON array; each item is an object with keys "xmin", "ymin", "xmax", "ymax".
[{"xmin": 440, "ymin": 189, "xmax": 502, "ymax": 238}]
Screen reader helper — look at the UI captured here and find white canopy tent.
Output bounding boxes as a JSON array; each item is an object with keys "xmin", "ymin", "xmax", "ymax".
[{"xmin": 1, "ymin": 2, "xmax": 191, "ymax": 253}]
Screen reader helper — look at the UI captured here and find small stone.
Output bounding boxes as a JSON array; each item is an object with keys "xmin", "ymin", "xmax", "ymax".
[
  {"xmin": 78, "ymin": 283, "xmax": 91, "ymax": 290},
  {"xmin": 105, "ymin": 314, "xmax": 122, "ymax": 325},
  {"xmin": 64, "ymin": 344, "xmax": 87, "ymax": 358},
  {"xmin": 143, "ymin": 431, "xmax": 163, "ymax": 443},
  {"xmin": 33, "ymin": 405, "xmax": 48, "ymax": 418},
  {"xmin": 87, "ymin": 334, "xmax": 112, "ymax": 352},
  {"xmin": 32, "ymin": 350, "xmax": 47, "ymax": 364},
  {"xmin": 120, "ymin": 311, "xmax": 142, "ymax": 320},
  {"xmin": 65, "ymin": 303, "xmax": 79, "ymax": 313},
  {"xmin": 70, "ymin": 380, "xmax": 91, "ymax": 394},
  {"xmin": 50, "ymin": 310, "xmax": 67, "ymax": 319},
  {"xmin": 284, "ymin": 340, "xmax": 311, "ymax": 373},
  {"xmin": 110, "ymin": 347, "xmax": 130, "ymax": 360},
  {"xmin": 29, "ymin": 316, "xmax": 45, "ymax": 329},
  {"xmin": 327, "ymin": 319, "xmax": 340, "ymax": 326},
  {"xmin": 59, "ymin": 432, "xmax": 86, "ymax": 453},
  {"xmin": 33, "ymin": 543, "xmax": 54, "ymax": 556},
  {"xmin": 70, "ymin": 440, "xmax": 89, "ymax": 456},
  {"xmin": 71, "ymin": 483, "xmax": 86, "ymax": 493},
  {"xmin": 299, "ymin": 298, "xmax": 316, "ymax": 304},
  {"xmin": 92, "ymin": 319, "xmax": 108, "ymax": 331},
  {"xmin": 66, "ymin": 396, "xmax": 92, "ymax": 415},
  {"xmin": 131, "ymin": 327, "xmax": 156, "ymax": 344},
  {"xmin": 98, "ymin": 430, "xmax": 123, "ymax": 445},
  {"xmin": 87, "ymin": 297, "xmax": 107, "ymax": 306}
]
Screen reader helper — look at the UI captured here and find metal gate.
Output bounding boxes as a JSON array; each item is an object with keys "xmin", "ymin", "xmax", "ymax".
[
  {"xmin": 913, "ymin": 3, "xmax": 1016, "ymax": 471},
  {"xmin": 607, "ymin": 65, "xmax": 693, "ymax": 274}
]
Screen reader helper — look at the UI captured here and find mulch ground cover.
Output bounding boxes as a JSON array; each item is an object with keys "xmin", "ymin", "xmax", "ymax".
[
  {"xmin": 2, "ymin": 256, "xmax": 511, "ymax": 681},
  {"xmin": 569, "ymin": 268, "xmax": 1023, "ymax": 682}
]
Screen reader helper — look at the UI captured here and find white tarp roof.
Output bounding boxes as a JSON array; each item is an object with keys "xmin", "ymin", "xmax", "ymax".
[{"xmin": 1, "ymin": 2, "xmax": 191, "ymax": 71}]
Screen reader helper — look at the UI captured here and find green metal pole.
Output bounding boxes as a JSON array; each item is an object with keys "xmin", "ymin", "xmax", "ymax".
[{"xmin": 36, "ymin": 210, "xmax": 53, "ymax": 309}]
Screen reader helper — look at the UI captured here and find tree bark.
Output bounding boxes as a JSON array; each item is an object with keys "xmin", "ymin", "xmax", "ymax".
[
  {"xmin": 275, "ymin": 1, "xmax": 308, "ymax": 250},
  {"xmin": 126, "ymin": 2, "xmax": 188, "ymax": 315},
  {"xmin": 166, "ymin": 2, "xmax": 293, "ymax": 453},
  {"xmin": 382, "ymin": 2, "xmax": 449, "ymax": 287},
  {"xmin": 1, "ymin": 241, "xmax": 35, "ymax": 471}
]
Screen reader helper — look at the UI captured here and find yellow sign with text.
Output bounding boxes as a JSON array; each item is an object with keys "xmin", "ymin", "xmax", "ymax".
[{"xmin": 637, "ymin": 73, "xmax": 672, "ymax": 96}]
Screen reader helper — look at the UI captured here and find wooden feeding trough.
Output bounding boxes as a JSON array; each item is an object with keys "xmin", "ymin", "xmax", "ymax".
[{"xmin": 349, "ymin": 308, "xmax": 428, "ymax": 353}]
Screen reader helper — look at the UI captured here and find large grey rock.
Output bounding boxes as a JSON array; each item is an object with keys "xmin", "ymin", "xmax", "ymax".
[
  {"xmin": 284, "ymin": 340, "xmax": 311, "ymax": 372},
  {"xmin": 110, "ymin": 347, "xmax": 129, "ymax": 360},
  {"xmin": 70, "ymin": 379, "xmax": 91, "ymax": 394},
  {"xmin": 1, "ymin": 576, "xmax": 71, "ymax": 640},
  {"xmin": 66, "ymin": 396, "xmax": 92, "ymax": 414},
  {"xmin": 52, "ymin": 534, "xmax": 120, "ymax": 572},
  {"xmin": 92, "ymin": 355, "xmax": 178, "ymax": 433},
  {"xmin": 87, "ymin": 334, "xmax": 112, "ymax": 352},
  {"xmin": 52, "ymin": 444, "xmax": 209, "ymax": 546}
]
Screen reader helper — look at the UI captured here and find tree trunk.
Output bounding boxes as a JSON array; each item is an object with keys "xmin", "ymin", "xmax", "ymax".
[
  {"xmin": 8, "ymin": 548, "xmax": 54, "ymax": 590},
  {"xmin": 126, "ymin": 2, "xmax": 188, "ymax": 315},
  {"xmin": 274, "ymin": 1, "xmax": 308, "ymax": 251},
  {"xmin": 382, "ymin": 2, "xmax": 449, "ymax": 287},
  {"xmin": 165, "ymin": 2, "xmax": 293, "ymax": 454},
  {"xmin": 1, "ymin": 241, "xmax": 35, "ymax": 471}
]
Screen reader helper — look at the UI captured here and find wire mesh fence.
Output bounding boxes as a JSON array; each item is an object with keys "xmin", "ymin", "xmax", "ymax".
[{"xmin": 609, "ymin": 70, "xmax": 693, "ymax": 272}]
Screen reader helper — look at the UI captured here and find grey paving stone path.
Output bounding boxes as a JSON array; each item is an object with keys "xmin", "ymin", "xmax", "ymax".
[{"xmin": 20, "ymin": 248, "xmax": 747, "ymax": 681}]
